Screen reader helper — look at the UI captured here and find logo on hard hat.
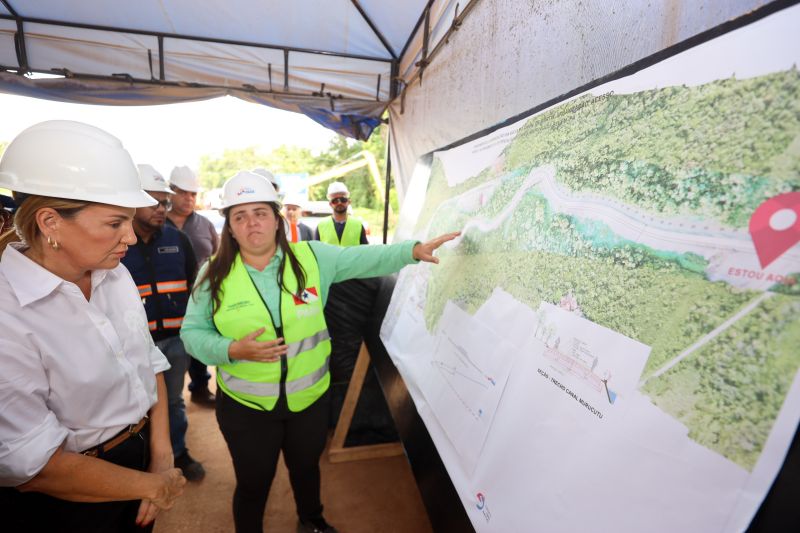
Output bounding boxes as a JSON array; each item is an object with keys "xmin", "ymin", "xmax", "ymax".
[{"xmin": 237, "ymin": 187, "xmax": 256, "ymax": 196}]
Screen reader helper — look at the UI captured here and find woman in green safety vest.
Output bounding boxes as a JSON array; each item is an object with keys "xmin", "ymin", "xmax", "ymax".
[{"xmin": 180, "ymin": 170, "xmax": 458, "ymax": 533}]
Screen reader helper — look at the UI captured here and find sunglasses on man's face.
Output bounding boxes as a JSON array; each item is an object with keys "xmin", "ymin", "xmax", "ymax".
[
  {"xmin": 330, "ymin": 197, "xmax": 350, "ymax": 205},
  {"xmin": 152, "ymin": 199, "xmax": 173, "ymax": 210}
]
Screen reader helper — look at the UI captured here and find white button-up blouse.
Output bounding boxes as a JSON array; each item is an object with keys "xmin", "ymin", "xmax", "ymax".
[{"xmin": 0, "ymin": 243, "xmax": 169, "ymax": 486}]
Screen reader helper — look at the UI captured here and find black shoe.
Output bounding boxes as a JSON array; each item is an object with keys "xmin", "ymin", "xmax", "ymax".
[
  {"xmin": 297, "ymin": 516, "xmax": 338, "ymax": 533},
  {"xmin": 190, "ymin": 387, "xmax": 216, "ymax": 407},
  {"xmin": 174, "ymin": 451, "xmax": 206, "ymax": 482}
]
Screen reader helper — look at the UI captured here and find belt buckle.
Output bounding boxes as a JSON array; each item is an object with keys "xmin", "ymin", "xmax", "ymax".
[{"xmin": 128, "ymin": 415, "xmax": 148, "ymax": 435}]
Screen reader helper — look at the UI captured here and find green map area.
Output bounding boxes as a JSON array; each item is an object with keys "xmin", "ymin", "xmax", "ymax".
[{"xmin": 415, "ymin": 70, "xmax": 800, "ymax": 470}]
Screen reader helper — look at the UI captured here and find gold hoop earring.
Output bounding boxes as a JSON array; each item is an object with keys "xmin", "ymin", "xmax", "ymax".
[{"xmin": 47, "ymin": 234, "xmax": 59, "ymax": 250}]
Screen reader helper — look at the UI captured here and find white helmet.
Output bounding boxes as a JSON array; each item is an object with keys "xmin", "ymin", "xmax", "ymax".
[
  {"xmin": 170, "ymin": 165, "xmax": 200, "ymax": 192},
  {"xmin": 327, "ymin": 181, "xmax": 349, "ymax": 199},
  {"xmin": 251, "ymin": 167, "xmax": 279, "ymax": 189},
  {"xmin": 282, "ymin": 193, "xmax": 306, "ymax": 209},
  {"xmin": 221, "ymin": 171, "xmax": 279, "ymax": 210},
  {"xmin": 137, "ymin": 164, "xmax": 174, "ymax": 194},
  {"xmin": 0, "ymin": 120, "xmax": 156, "ymax": 208}
]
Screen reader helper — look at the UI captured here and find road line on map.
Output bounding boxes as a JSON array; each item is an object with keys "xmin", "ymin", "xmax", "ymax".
[{"xmin": 640, "ymin": 291, "xmax": 775, "ymax": 386}]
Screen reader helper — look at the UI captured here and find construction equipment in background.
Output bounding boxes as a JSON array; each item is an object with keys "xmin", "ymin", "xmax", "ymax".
[{"xmin": 307, "ymin": 150, "xmax": 385, "ymax": 207}]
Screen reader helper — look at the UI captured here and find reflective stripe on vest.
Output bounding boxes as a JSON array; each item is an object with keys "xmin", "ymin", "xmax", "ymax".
[
  {"xmin": 213, "ymin": 242, "xmax": 330, "ymax": 412},
  {"xmin": 317, "ymin": 217, "xmax": 362, "ymax": 247},
  {"xmin": 162, "ymin": 317, "xmax": 184, "ymax": 329},
  {"xmin": 156, "ymin": 280, "xmax": 188, "ymax": 293},
  {"xmin": 285, "ymin": 329, "xmax": 330, "ymax": 359},
  {"xmin": 121, "ymin": 227, "xmax": 190, "ymax": 334},
  {"xmin": 219, "ymin": 356, "xmax": 329, "ymax": 397}
]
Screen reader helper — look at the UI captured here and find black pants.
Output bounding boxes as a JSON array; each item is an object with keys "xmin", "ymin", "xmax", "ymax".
[
  {"xmin": 188, "ymin": 355, "xmax": 211, "ymax": 391},
  {"xmin": 1, "ymin": 425, "xmax": 153, "ymax": 533},
  {"xmin": 217, "ymin": 389, "xmax": 330, "ymax": 533}
]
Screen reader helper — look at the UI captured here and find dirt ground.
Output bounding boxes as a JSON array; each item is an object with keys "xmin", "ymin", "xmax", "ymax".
[{"xmin": 153, "ymin": 382, "xmax": 433, "ymax": 533}]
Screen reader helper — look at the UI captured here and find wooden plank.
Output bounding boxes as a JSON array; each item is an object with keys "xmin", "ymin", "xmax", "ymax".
[
  {"xmin": 328, "ymin": 442, "xmax": 405, "ymax": 463},
  {"xmin": 328, "ymin": 342, "xmax": 405, "ymax": 462}
]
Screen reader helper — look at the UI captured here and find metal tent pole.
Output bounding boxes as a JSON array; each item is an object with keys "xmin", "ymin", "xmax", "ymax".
[{"xmin": 382, "ymin": 127, "xmax": 392, "ymax": 244}]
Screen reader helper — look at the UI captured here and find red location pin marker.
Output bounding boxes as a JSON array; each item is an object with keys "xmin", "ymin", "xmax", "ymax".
[{"xmin": 749, "ymin": 192, "xmax": 800, "ymax": 269}]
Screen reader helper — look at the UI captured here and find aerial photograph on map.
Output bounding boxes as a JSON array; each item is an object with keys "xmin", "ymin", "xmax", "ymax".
[{"xmin": 394, "ymin": 65, "xmax": 800, "ymax": 470}]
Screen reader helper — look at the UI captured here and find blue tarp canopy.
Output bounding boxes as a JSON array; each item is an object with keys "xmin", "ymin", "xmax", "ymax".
[{"xmin": 0, "ymin": 0, "xmax": 459, "ymax": 139}]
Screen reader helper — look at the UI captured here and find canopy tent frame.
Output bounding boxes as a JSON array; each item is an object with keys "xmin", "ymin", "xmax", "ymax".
[
  {"xmin": 0, "ymin": 9, "xmax": 396, "ymax": 99},
  {"xmin": 0, "ymin": 0, "xmax": 479, "ymax": 127},
  {"xmin": 0, "ymin": 2, "xmax": 396, "ymax": 66},
  {"xmin": 0, "ymin": 1, "xmax": 479, "ymax": 110},
  {"xmin": 350, "ymin": 0, "xmax": 397, "ymax": 61},
  {"xmin": 0, "ymin": 0, "xmax": 481, "ymax": 238}
]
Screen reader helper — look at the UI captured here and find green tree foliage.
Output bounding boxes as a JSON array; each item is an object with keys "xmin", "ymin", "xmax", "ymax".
[
  {"xmin": 414, "ymin": 70, "xmax": 800, "ymax": 471},
  {"xmin": 198, "ymin": 145, "xmax": 317, "ymax": 189},
  {"xmin": 643, "ymin": 295, "xmax": 800, "ymax": 470},
  {"xmin": 306, "ymin": 128, "xmax": 387, "ymax": 210},
  {"xmin": 197, "ymin": 126, "xmax": 388, "ymax": 211},
  {"xmin": 199, "ymin": 146, "xmax": 265, "ymax": 189},
  {"xmin": 501, "ymin": 69, "xmax": 800, "ymax": 227},
  {"xmin": 266, "ymin": 144, "xmax": 319, "ymax": 175}
]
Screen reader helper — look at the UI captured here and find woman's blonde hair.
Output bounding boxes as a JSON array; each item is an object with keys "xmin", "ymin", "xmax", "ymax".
[{"xmin": 0, "ymin": 194, "xmax": 90, "ymax": 255}]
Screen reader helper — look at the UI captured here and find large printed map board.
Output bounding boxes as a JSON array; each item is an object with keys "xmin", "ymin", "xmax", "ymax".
[{"xmin": 381, "ymin": 4, "xmax": 800, "ymax": 532}]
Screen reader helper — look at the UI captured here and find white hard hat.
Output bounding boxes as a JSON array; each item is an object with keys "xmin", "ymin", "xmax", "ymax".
[
  {"xmin": 0, "ymin": 120, "xmax": 156, "ymax": 208},
  {"xmin": 170, "ymin": 165, "xmax": 200, "ymax": 192},
  {"xmin": 137, "ymin": 164, "xmax": 174, "ymax": 194},
  {"xmin": 221, "ymin": 171, "xmax": 279, "ymax": 210},
  {"xmin": 327, "ymin": 181, "xmax": 349, "ymax": 199},
  {"xmin": 251, "ymin": 167, "xmax": 279, "ymax": 189},
  {"xmin": 282, "ymin": 193, "xmax": 306, "ymax": 208}
]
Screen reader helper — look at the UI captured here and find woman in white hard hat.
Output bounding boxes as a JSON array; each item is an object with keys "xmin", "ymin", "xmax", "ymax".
[
  {"xmin": 0, "ymin": 121, "xmax": 186, "ymax": 532},
  {"xmin": 180, "ymin": 171, "xmax": 458, "ymax": 533}
]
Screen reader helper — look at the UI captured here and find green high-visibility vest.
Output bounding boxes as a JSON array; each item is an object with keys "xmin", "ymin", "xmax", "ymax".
[
  {"xmin": 317, "ymin": 217, "xmax": 363, "ymax": 247},
  {"xmin": 213, "ymin": 242, "xmax": 330, "ymax": 411}
]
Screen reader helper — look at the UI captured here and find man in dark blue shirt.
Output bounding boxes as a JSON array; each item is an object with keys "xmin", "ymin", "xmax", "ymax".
[{"xmin": 122, "ymin": 164, "xmax": 205, "ymax": 481}]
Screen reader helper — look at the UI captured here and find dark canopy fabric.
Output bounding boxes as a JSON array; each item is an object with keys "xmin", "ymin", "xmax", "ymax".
[{"xmin": 0, "ymin": 70, "xmax": 386, "ymax": 140}]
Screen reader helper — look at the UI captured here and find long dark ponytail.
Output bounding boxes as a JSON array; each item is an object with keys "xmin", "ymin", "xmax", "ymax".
[{"xmin": 194, "ymin": 202, "xmax": 306, "ymax": 314}]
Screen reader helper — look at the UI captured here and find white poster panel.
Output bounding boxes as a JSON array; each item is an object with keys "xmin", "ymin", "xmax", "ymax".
[{"xmin": 382, "ymin": 5, "xmax": 800, "ymax": 532}]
